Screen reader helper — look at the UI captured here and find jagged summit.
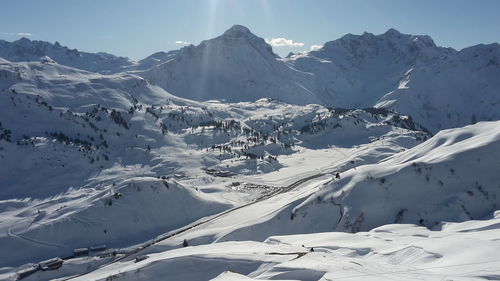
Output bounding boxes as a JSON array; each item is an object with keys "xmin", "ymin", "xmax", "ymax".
[
  {"xmin": 211, "ymin": 24, "xmax": 271, "ymax": 52},
  {"xmin": 333, "ymin": 28, "xmax": 434, "ymax": 46},
  {"xmin": 15, "ymin": 37, "xmax": 33, "ymax": 44},
  {"xmin": 222, "ymin": 24, "xmax": 253, "ymax": 37},
  {"xmin": 382, "ymin": 28, "xmax": 437, "ymax": 48},
  {"xmin": 3, "ymin": 37, "xmax": 78, "ymax": 55},
  {"xmin": 312, "ymin": 28, "xmax": 448, "ymax": 62}
]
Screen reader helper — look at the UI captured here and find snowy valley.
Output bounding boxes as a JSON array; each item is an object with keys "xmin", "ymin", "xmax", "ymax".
[{"xmin": 0, "ymin": 25, "xmax": 499, "ymax": 281}]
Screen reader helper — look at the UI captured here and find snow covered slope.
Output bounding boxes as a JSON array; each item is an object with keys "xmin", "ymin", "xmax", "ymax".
[
  {"xmin": 131, "ymin": 50, "xmax": 181, "ymax": 71},
  {"xmin": 135, "ymin": 121, "xmax": 500, "ymax": 249},
  {"xmin": 27, "ymin": 120, "xmax": 493, "ymax": 281},
  {"xmin": 0, "ymin": 38, "xmax": 134, "ymax": 74},
  {"xmin": 375, "ymin": 43, "xmax": 500, "ymax": 132},
  {"xmin": 0, "ymin": 57, "xmax": 430, "ymax": 269},
  {"xmin": 235, "ymin": 120, "xmax": 500, "ymax": 237},
  {"xmin": 0, "ymin": 58, "xmax": 175, "ymax": 199},
  {"xmin": 0, "ymin": 178, "xmax": 230, "ymax": 269}
]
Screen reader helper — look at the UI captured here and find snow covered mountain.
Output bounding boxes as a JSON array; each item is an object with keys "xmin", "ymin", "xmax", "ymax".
[
  {"xmin": 287, "ymin": 30, "xmax": 500, "ymax": 132},
  {"xmin": 287, "ymin": 29, "xmax": 456, "ymax": 108},
  {"xmin": 1, "ymin": 26, "xmax": 499, "ymax": 281},
  {"xmin": 0, "ymin": 38, "xmax": 134, "ymax": 74},
  {"xmin": 2, "ymin": 27, "xmax": 498, "ymax": 132},
  {"xmin": 132, "ymin": 26, "xmax": 500, "ymax": 132},
  {"xmin": 137, "ymin": 25, "xmax": 319, "ymax": 105}
]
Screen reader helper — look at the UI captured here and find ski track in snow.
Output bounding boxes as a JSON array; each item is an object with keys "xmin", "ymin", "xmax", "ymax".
[{"xmin": 7, "ymin": 227, "xmax": 65, "ymax": 250}]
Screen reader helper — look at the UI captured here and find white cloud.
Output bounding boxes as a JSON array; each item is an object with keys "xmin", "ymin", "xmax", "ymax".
[
  {"xmin": 1, "ymin": 32, "xmax": 34, "ymax": 37},
  {"xmin": 175, "ymin": 40, "xmax": 191, "ymax": 45},
  {"xmin": 266, "ymin": 37, "xmax": 304, "ymax": 47},
  {"xmin": 310, "ymin": 44, "xmax": 323, "ymax": 51}
]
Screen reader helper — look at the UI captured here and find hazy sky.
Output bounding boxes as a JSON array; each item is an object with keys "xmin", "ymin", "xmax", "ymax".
[{"xmin": 1, "ymin": 0, "xmax": 499, "ymax": 60}]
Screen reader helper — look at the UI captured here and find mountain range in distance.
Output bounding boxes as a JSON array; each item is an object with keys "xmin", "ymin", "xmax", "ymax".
[{"xmin": 1, "ymin": 25, "xmax": 499, "ymax": 133}]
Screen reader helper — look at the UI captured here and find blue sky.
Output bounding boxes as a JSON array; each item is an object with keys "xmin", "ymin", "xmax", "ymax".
[{"xmin": 1, "ymin": 0, "xmax": 499, "ymax": 60}]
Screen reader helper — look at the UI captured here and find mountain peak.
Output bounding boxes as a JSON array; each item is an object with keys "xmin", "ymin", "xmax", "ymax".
[
  {"xmin": 198, "ymin": 24, "xmax": 275, "ymax": 56},
  {"xmin": 222, "ymin": 25, "xmax": 253, "ymax": 37},
  {"xmin": 384, "ymin": 28, "xmax": 402, "ymax": 36},
  {"xmin": 0, "ymin": 38, "xmax": 134, "ymax": 73},
  {"xmin": 382, "ymin": 29, "xmax": 436, "ymax": 47},
  {"xmin": 15, "ymin": 37, "xmax": 34, "ymax": 45}
]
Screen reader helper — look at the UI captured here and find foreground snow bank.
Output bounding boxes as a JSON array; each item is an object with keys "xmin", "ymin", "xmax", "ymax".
[{"xmin": 24, "ymin": 211, "xmax": 499, "ymax": 281}]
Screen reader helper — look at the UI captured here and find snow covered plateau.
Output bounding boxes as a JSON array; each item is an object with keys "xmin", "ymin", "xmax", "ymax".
[{"xmin": 0, "ymin": 25, "xmax": 499, "ymax": 281}]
